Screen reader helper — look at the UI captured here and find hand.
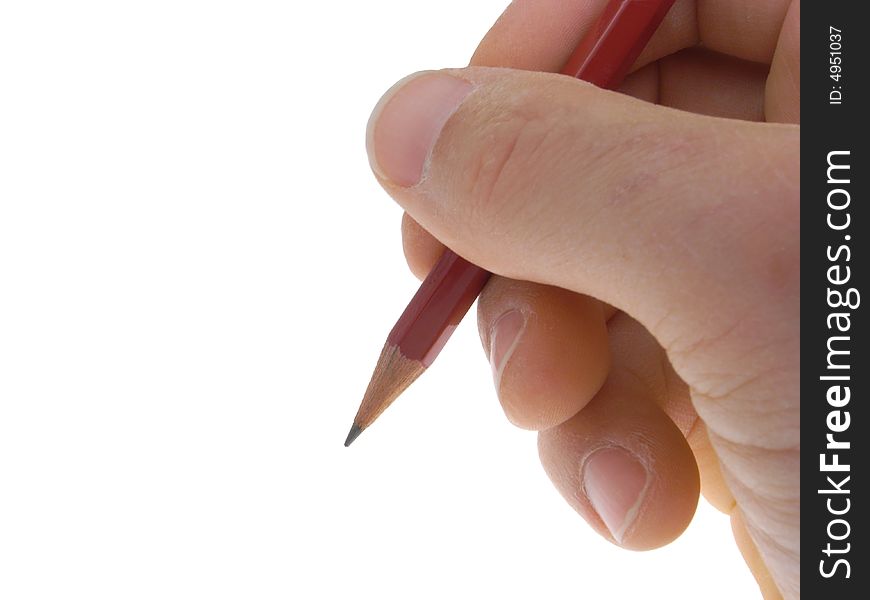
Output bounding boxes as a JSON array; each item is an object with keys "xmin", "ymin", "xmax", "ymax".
[{"xmin": 365, "ymin": 1, "xmax": 799, "ymax": 598}]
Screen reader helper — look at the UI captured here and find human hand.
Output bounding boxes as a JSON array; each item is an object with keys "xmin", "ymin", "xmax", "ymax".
[{"xmin": 364, "ymin": 1, "xmax": 799, "ymax": 598}]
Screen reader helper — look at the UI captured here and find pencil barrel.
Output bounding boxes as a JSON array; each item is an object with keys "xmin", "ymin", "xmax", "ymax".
[
  {"xmin": 560, "ymin": 0, "xmax": 677, "ymax": 86},
  {"xmin": 387, "ymin": 250, "xmax": 491, "ymax": 367}
]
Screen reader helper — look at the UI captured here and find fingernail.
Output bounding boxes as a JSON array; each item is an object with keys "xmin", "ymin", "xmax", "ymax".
[
  {"xmin": 366, "ymin": 72, "xmax": 474, "ymax": 187},
  {"xmin": 489, "ymin": 309, "xmax": 526, "ymax": 390},
  {"xmin": 582, "ymin": 447, "xmax": 650, "ymax": 544}
]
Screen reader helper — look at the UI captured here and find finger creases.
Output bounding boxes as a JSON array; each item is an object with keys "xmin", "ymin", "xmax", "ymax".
[{"xmin": 538, "ymin": 367, "xmax": 700, "ymax": 550}]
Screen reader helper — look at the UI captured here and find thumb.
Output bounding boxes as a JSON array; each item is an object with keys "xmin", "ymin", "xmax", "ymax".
[{"xmin": 365, "ymin": 67, "xmax": 798, "ymax": 366}]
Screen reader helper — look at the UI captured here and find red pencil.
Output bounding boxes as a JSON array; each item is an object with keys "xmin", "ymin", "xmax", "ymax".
[{"xmin": 346, "ymin": 0, "xmax": 677, "ymax": 446}]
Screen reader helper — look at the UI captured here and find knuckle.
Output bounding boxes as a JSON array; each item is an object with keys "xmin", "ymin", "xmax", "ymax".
[{"xmin": 454, "ymin": 106, "xmax": 563, "ymax": 236}]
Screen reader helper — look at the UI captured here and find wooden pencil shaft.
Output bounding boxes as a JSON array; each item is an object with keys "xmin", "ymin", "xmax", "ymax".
[
  {"xmin": 387, "ymin": 250, "xmax": 490, "ymax": 366},
  {"xmin": 561, "ymin": 0, "xmax": 677, "ymax": 87}
]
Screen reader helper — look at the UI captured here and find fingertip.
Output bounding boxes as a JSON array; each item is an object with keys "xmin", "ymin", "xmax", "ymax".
[
  {"xmin": 478, "ymin": 278, "xmax": 610, "ymax": 430},
  {"xmin": 366, "ymin": 71, "xmax": 474, "ymax": 188},
  {"xmin": 538, "ymin": 372, "xmax": 700, "ymax": 550}
]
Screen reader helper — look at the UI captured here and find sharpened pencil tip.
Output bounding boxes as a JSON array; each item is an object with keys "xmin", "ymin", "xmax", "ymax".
[{"xmin": 344, "ymin": 424, "xmax": 364, "ymax": 447}]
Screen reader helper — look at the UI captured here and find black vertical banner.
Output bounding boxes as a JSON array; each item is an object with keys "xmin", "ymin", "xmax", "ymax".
[{"xmin": 802, "ymin": 2, "xmax": 867, "ymax": 598}]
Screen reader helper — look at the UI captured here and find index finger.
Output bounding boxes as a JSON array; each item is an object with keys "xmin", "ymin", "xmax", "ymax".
[{"xmin": 471, "ymin": 0, "xmax": 793, "ymax": 70}]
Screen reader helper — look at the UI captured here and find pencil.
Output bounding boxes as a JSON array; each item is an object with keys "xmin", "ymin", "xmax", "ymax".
[{"xmin": 345, "ymin": 0, "xmax": 678, "ymax": 447}]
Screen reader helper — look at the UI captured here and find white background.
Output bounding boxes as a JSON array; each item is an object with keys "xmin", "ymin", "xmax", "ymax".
[{"xmin": 1, "ymin": 1, "xmax": 759, "ymax": 598}]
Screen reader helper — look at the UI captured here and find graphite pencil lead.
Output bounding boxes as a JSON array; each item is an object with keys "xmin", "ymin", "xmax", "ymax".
[{"xmin": 344, "ymin": 424, "xmax": 363, "ymax": 447}]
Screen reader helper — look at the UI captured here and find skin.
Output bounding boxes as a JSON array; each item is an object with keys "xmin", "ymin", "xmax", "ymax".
[{"xmin": 367, "ymin": 1, "xmax": 800, "ymax": 598}]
